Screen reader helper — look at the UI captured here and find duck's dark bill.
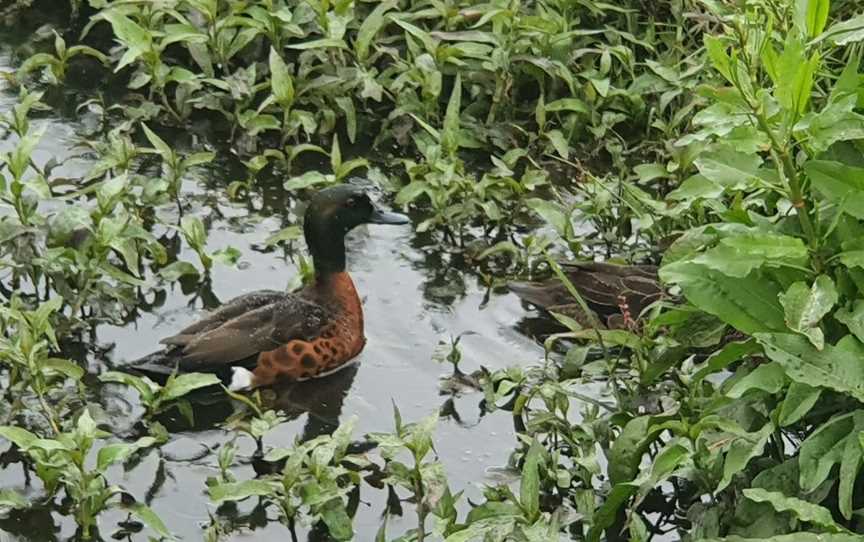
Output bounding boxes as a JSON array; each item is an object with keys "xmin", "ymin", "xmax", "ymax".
[{"xmin": 369, "ymin": 208, "xmax": 410, "ymax": 225}]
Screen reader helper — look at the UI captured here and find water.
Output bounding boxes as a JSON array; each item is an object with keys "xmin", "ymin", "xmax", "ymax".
[{"xmin": 0, "ymin": 53, "xmax": 562, "ymax": 541}]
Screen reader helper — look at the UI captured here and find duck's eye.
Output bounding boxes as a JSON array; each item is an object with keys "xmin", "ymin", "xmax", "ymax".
[{"xmin": 346, "ymin": 198, "xmax": 357, "ymax": 208}]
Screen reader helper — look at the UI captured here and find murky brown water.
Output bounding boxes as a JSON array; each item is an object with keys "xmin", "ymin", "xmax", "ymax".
[{"xmin": 0, "ymin": 44, "xmax": 560, "ymax": 539}]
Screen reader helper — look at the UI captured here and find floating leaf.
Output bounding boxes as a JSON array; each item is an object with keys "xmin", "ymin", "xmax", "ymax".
[{"xmin": 209, "ymin": 479, "xmax": 278, "ymax": 503}]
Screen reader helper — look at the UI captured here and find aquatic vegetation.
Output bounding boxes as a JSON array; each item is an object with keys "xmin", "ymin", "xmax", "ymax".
[{"xmin": 0, "ymin": 0, "xmax": 864, "ymax": 540}]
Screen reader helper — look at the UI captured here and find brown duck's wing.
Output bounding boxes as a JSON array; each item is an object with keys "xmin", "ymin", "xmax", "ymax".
[
  {"xmin": 560, "ymin": 261, "xmax": 658, "ymax": 280},
  {"xmin": 176, "ymin": 295, "xmax": 330, "ymax": 370},
  {"xmin": 508, "ymin": 279, "xmax": 572, "ymax": 310},
  {"xmin": 509, "ymin": 261, "xmax": 664, "ymax": 317},
  {"xmin": 161, "ymin": 290, "xmax": 285, "ymax": 347}
]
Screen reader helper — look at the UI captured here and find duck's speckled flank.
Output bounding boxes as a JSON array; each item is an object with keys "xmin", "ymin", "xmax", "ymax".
[{"xmin": 250, "ymin": 272, "xmax": 366, "ymax": 386}]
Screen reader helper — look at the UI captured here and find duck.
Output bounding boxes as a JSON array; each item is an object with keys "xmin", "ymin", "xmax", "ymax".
[
  {"xmin": 508, "ymin": 261, "xmax": 664, "ymax": 329},
  {"xmin": 130, "ymin": 185, "xmax": 409, "ymax": 391}
]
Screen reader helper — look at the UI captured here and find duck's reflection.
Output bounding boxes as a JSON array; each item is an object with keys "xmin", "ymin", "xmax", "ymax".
[{"xmin": 154, "ymin": 363, "xmax": 359, "ymax": 444}]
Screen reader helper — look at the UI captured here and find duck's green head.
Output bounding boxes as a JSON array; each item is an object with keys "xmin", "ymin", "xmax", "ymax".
[{"xmin": 304, "ymin": 185, "xmax": 409, "ymax": 275}]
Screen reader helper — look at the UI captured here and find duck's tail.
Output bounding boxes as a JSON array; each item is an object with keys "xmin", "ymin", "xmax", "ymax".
[{"xmin": 120, "ymin": 349, "xmax": 180, "ymax": 378}]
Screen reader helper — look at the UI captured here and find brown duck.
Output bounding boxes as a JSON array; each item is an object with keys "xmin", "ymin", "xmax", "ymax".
[
  {"xmin": 508, "ymin": 261, "xmax": 665, "ymax": 329},
  {"xmin": 132, "ymin": 185, "xmax": 409, "ymax": 390}
]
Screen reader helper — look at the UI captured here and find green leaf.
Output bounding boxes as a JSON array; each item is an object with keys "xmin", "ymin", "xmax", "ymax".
[
  {"xmin": 778, "ymin": 382, "xmax": 821, "ymax": 426},
  {"xmin": 335, "ymin": 97, "xmax": 356, "ymax": 143},
  {"xmin": 286, "ymin": 38, "xmax": 348, "ymax": 50},
  {"xmin": 97, "ymin": 437, "xmax": 156, "ymax": 470},
  {"xmin": 184, "ymin": 152, "xmax": 215, "ymax": 168},
  {"xmin": 0, "ymin": 426, "xmax": 38, "ymax": 450},
  {"xmin": 774, "ymin": 38, "xmax": 819, "ymax": 115},
  {"xmin": 799, "ymin": 411, "xmax": 864, "ymax": 492},
  {"xmin": 805, "ymin": 161, "xmax": 864, "ymax": 220},
  {"xmin": 608, "ymin": 416, "xmax": 664, "ymax": 485},
  {"xmin": 798, "ymin": 0, "xmax": 830, "ymax": 38},
  {"xmin": 525, "ymin": 198, "xmax": 569, "ymax": 237},
  {"xmin": 586, "ymin": 482, "xmax": 638, "ymax": 542},
  {"xmin": 545, "ymin": 98, "xmax": 588, "ymax": 114},
  {"xmin": 264, "ymin": 226, "xmax": 302, "ymax": 246},
  {"xmin": 717, "ymin": 423, "xmax": 773, "ymax": 492},
  {"xmin": 694, "ymin": 147, "xmax": 764, "ymax": 190},
  {"xmin": 836, "ymin": 300, "xmax": 864, "ymax": 342},
  {"xmin": 319, "ymin": 498, "xmax": 353, "ymax": 541},
  {"xmin": 545, "ymin": 130, "xmax": 569, "ymax": 159},
  {"xmin": 268, "ymin": 47, "xmax": 294, "ymax": 108},
  {"xmin": 209, "ymin": 479, "xmax": 278, "ymax": 503},
  {"xmin": 779, "ymin": 276, "xmax": 837, "ymax": 349},
  {"xmin": 756, "ymin": 334, "xmax": 864, "ymax": 403},
  {"xmin": 355, "ymin": 0, "xmax": 397, "ymax": 62},
  {"xmin": 0, "ymin": 490, "xmax": 27, "ymax": 510},
  {"xmin": 727, "ymin": 362, "xmax": 786, "ymax": 398},
  {"xmin": 821, "ymin": 14, "xmax": 864, "ymax": 46},
  {"xmin": 520, "ymin": 439, "xmax": 542, "ymax": 521},
  {"xmin": 794, "ymin": 96, "xmax": 864, "ymax": 154},
  {"xmin": 660, "ymin": 262, "xmax": 786, "ymax": 334},
  {"xmin": 839, "ymin": 434, "xmax": 862, "ymax": 520},
  {"xmin": 128, "ymin": 502, "xmax": 174, "ymax": 539},
  {"xmin": 99, "ymin": 371, "xmax": 158, "ymax": 403},
  {"xmin": 180, "ymin": 215, "xmax": 207, "ymax": 250},
  {"xmin": 212, "ymin": 247, "xmax": 241, "ymax": 266},
  {"xmin": 743, "ymin": 488, "xmax": 845, "ymax": 532},
  {"xmin": 100, "ymin": 12, "xmax": 151, "ymax": 69},
  {"xmin": 693, "ymin": 233, "xmax": 809, "ymax": 278},
  {"xmin": 442, "ymin": 74, "xmax": 462, "ymax": 157},
  {"xmin": 44, "ymin": 358, "xmax": 84, "ymax": 380},
  {"xmin": 393, "ymin": 19, "xmax": 438, "ymax": 55},
  {"xmin": 335, "ymin": 158, "xmax": 369, "ymax": 181},
  {"xmin": 692, "ymin": 339, "xmax": 761, "ymax": 385},
  {"xmin": 284, "ymin": 171, "xmax": 331, "ymax": 191},
  {"xmin": 704, "ymin": 35, "xmax": 732, "ymax": 82},
  {"xmin": 159, "ymin": 261, "xmax": 199, "ymax": 281},
  {"xmin": 161, "ymin": 373, "xmax": 220, "ymax": 402},
  {"xmin": 642, "ymin": 439, "xmax": 690, "ymax": 493},
  {"xmin": 395, "ymin": 181, "xmax": 428, "ymax": 206},
  {"xmin": 141, "ymin": 124, "xmax": 172, "ymax": 161}
]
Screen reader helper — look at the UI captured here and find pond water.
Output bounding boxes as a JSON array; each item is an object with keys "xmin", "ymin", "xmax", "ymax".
[{"xmin": 0, "ymin": 48, "xmax": 575, "ymax": 540}]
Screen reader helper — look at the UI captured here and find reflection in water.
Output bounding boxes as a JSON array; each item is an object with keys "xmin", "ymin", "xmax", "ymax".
[
  {"xmin": 0, "ymin": 506, "xmax": 60, "ymax": 542},
  {"xmin": 152, "ymin": 364, "xmax": 359, "ymax": 444}
]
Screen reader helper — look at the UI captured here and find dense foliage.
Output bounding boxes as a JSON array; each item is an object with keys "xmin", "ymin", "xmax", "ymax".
[{"xmin": 1, "ymin": 0, "xmax": 864, "ymax": 540}]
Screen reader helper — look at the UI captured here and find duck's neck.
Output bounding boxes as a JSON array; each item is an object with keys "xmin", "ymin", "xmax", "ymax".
[{"xmin": 306, "ymin": 227, "xmax": 347, "ymax": 278}]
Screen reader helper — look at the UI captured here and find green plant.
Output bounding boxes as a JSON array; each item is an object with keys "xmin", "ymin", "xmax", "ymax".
[
  {"xmin": 17, "ymin": 30, "xmax": 108, "ymax": 85},
  {"xmin": 208, "ymin": 417, "xmax": 365, "ymax": 541},
  {"xmin": 0, "ymin": 409, "xmax": 168, "ymax": 540},
  {"xmin": 99, "ymin": 371, "xmax": 220, "ymax": 428}
]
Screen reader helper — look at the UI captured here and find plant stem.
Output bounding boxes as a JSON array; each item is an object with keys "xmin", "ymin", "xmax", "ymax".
[
  {"xmin": 752, "ymin": 111, "xmax": 818, "ymax": 249},
  {"xmin": 413, "ymin": 462, "xmax": 427, "ymax": 542}
]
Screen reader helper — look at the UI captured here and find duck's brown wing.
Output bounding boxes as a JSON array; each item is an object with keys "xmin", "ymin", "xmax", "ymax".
[
  {"xmin": 509, "ymin": 262, "xmax": 663, "ymax": 318},
  {"xmin": 175, "ymin": 295, "xmax": 330, "ymax": 370},
  {"xmin": 160, "ymin": 290, "xmax": 285, "ymax": 347}
]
